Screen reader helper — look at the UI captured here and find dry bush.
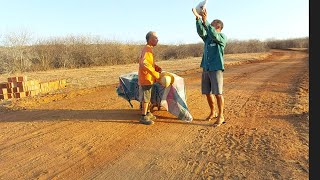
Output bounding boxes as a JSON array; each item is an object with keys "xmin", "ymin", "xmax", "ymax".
[
  {"xmin": 0, "ymin": 33, "xmax": 309, "ymax": 74},
  {"xmin": 29, "ymin": 37, "xmax": 144, "ymax": 69},
  {"xmin": 266, "ymin": 37, "xmax": 309, "ymax": 49},
  {"xmin": 225, "ymin": 39, "xmax": 269, "ymax": 54},
  {"xmin": 105, "ymin": 43, "xmax": 142, "ymax": 65},
  {"xmin": 0, "ymin": 48, "xmax": 14, "ymax": 74},
  {"xmin": 155, "ymin": 43, "xmax": 203, "ymax": 60},
  {"xmin": 30, "ymin": 43, "xmax": 67, "ymax": 70},
  {"xmin": 0, "ymin": 30, "xmax": 33, "ymax": 73}
]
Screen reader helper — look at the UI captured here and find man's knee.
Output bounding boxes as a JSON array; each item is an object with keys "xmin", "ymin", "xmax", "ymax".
[{"xmin": 215, "ymin": 94, "xmax": 223, "ymax": 98}]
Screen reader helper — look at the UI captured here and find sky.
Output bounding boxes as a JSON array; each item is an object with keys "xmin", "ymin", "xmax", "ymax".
[{"xmin": 0, "ymin": 0, "xmax": 309, "ymax": 45}]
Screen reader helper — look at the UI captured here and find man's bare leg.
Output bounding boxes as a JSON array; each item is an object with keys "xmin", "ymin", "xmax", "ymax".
[
  {"xmin": 205, "ymin": 94, "xmax": 217, "ymax": 120},
  {"xmin": 142, "ymin": 102, "xmax": 149, "ymax": 115},
  {"xmin": 214, "ymin": 94, "xmax": 225, "ymax": 126}
]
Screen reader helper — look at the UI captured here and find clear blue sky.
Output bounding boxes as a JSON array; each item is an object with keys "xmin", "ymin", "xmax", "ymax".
[{"xmin": 0, "ymin": 0, "xmax": 309, "ymax": 45}]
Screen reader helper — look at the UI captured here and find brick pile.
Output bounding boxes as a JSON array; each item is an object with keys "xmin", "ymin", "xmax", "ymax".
[{"xmin": 0, "ymin": 76, "xmax": 67, "ymax": 100}]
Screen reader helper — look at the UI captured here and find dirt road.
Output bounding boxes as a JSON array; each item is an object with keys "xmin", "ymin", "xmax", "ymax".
[{"xmin": 0, "ymin": 49, "xmax": 309, "ymax": 179}]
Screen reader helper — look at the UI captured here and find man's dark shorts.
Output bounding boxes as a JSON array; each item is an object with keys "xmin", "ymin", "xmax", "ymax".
[{"xmin": 201, "ymin": 70, "xmax": 223, "ymax": 95}]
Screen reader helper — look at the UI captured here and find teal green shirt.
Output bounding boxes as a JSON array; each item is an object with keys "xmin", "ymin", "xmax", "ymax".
[{"xmin": 196, "ymin": 19, "xmax": 227, "ymax": 71}]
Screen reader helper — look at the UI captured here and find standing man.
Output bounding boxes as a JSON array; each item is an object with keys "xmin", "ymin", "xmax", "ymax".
[
  {"xmin": 192, "ymin": 8, "xmax": 227, "ymax": 127},
  {"xmin": 138, "ymin": 31, "xmax": 162, "ymax": 125}
]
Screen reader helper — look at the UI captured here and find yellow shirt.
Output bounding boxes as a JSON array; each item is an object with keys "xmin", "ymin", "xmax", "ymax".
[{"xmin": 138, "ymin": 45, "xmax": 160, "ymax": 85}]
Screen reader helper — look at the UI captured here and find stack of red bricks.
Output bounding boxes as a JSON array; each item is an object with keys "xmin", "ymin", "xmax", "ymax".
[{"xmin": 0, "ymin": 76, "xmax": 67, "ymax": 100}]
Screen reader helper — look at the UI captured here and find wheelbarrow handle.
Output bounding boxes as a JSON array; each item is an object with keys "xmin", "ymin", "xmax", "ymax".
[{"xmin": 119, "ymin": 77, "xmax": 133, "ymax": 108}]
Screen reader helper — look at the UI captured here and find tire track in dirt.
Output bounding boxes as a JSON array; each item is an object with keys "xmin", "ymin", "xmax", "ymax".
[
  {"xmin": 0, "ymin": 49, "xmax": 308, "ymax": 179},
  {"xmin": 88, "ymin": 49, "xmax": 308, "ymax": 179},
  {"xmin": 0, "ymin": 88, "xmax": 155, "ymax": 179},
  {"xmin": 73, "ymin": 49, "xmax": 309, "ymax": 179},
  {"xmin": 0, "ymin": 119, "xmax": 157, "ymax": 179},
  {"xmin": 173, "ymin": 50, "xmax": 308, "ymax": 179}
]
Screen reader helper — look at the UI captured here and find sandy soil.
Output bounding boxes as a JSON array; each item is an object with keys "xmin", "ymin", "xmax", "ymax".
[{"xmin": 0, "ymin": 49, "xmax": 309, "ymax": 179}]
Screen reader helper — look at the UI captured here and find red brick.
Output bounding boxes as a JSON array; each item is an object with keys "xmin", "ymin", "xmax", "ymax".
[
  {"xmin": 0, "ymin": 94, "xmax": 11, "ymax": 100},
  {"xmin": 8, "ymin": 77, "xmax": 18, "ymax": 82},
  {"xmin": 13, "ymin": 87, "xmax": 26, "ymax": 92},
  {"xmin": 7, "ymin": 82, "xmax": 14, "ymax": 88},
  {"xmin": 0, "ymin": 88, "xmax": 8, "ymax": 94},
  {"xmin": 14, "ymin": 92, "xmax": 26, "ymax": 98},
  {"xmin": 14, "ymin": 81, "xmax": 27, "ymax": 87},
  {"xmin": 0, "ymin": 83, "xmax": 7, "ymax": 88},
  {"xmin": 7, "ymin": 88, "xmax": 13, "ymax": 93},
  {"xmin": 17, "ymin": 76, "xmax": 27, "ymax": 82}
]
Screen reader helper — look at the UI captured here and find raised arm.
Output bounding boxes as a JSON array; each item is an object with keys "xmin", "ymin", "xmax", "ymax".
[{"xmin": 192, "ymin": 8, "xmax": 207, "ymax": 41}]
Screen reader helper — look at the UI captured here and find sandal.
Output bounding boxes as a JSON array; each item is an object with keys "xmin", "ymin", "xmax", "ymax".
[
  {"xmin": 213, "ymin": 121, "xmax": 226, "ymax": 127},
  {"xmin": 205, "ymin": 112, "xmax": 218, "ymax": 121},
  {"xmin": 213, "ymin": 116, "xmax": 225, "ymax": 127}
]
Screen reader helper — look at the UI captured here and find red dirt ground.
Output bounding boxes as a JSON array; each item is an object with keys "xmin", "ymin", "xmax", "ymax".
[{"xmin": 0, "ymin": 49, "xmax": 309, "ymax": 179}]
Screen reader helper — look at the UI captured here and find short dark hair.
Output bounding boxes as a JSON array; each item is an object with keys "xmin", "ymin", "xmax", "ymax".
[
  {"xmin": 146, "ymin": 31, "xmax": 155, "ymax": 42},
  {"xmin": 213, "ymin": 19, "xmax": 224, "ymax": 30}
]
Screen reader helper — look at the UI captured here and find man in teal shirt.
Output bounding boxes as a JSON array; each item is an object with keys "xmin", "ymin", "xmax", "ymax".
[{"xmin": 192, "ymin": 8, "xmax": 227, "ymax": 127}]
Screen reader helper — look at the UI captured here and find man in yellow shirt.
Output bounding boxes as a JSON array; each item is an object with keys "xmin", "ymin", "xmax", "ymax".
[{"xmin": 138, "ymin": 31, "xmax": 162, "ymax": 125}]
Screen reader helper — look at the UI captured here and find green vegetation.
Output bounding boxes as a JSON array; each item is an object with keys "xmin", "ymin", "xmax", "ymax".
[{"xmin": 0, "ymin": 34, "xmax": 308, "ymax": 74}]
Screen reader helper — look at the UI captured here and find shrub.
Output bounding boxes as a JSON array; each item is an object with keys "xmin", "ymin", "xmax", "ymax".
[{"xmin": 0, "ymin": 34, "xmax": 309, "ymax": 74}]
